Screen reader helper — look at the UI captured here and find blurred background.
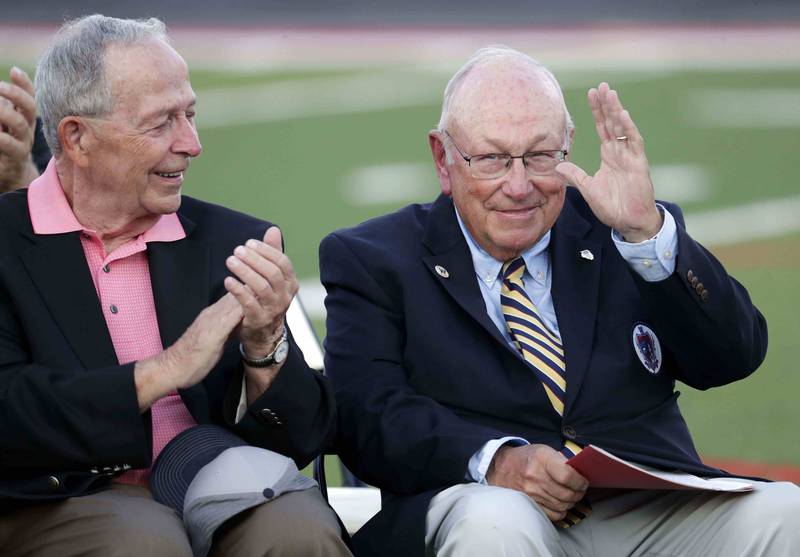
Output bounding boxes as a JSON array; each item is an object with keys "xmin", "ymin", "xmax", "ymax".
[{"xmin": 2, "ymin": 1, "xmax": 798, "ymax": 476}]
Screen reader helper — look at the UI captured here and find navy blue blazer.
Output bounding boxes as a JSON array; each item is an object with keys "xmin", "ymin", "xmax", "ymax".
[
  {"xmin": 0, "ymin": 191, "xmax": 336, "ymax": 502},
  {"xmin": 320, "ymin": 189, "xmax": 767, "ymax": 556}
]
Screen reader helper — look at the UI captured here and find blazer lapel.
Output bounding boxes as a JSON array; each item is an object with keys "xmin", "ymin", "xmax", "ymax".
[
  {"xmin": 549, "ymin": 197, "xmax": 602, "ymax": 414},
  {"xmin": 421, "ymin": 195, "xmax": 513, "ymax": 351},
  {"xmin": 147, "ymin": 214, "xmax": 212, "ymax": 421},
  {"xmin": 18, "ymin": 229, "xmax": 119, "ymax": 369}
]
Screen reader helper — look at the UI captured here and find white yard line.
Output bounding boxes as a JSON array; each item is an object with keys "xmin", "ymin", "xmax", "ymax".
[
  {"xmin": 684, "ymin": 194, "xmax": 800, "ymax": 247},
  {"xmin": 339, "ymin": 162, "xmax": 712, "ymax": 208},
  {"xmin": 195, "ymin": 71, "xmax": 443, "ymax": 128},
  {"xmin": 651, "ymin": 164, "xmax": 713, "ymax": 204},
  {"xmin": 687, "ymin": 88, "xmax": 800, "ymax": 128},
  {"xmin": 339, "ymin": 162, "xmax": 437, "ymax": 206}
]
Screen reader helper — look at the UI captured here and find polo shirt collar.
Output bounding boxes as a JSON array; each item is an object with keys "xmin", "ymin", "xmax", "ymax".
[{"xmin": 28, "ymin": 158, "xmax": 185, "ymax": 242}]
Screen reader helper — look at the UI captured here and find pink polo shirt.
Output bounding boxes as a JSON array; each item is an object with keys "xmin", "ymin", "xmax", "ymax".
[{"xmin": 28, "ymin": 160, "xmax": 197, "ymax": 487}]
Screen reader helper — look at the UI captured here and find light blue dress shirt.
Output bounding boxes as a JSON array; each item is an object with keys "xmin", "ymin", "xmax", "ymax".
[{"xmin": 457, "ymin": 205, "xmax": 679, "ymax": 483}]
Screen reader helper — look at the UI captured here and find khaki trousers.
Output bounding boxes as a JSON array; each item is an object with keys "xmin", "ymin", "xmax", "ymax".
[
  {"xmin": 0, "ymin": 484, "xmax": 351, "ymax": 557},
  {"xmin": 426, "ymin": 481, "xmax": 800, "ymax": 556}
]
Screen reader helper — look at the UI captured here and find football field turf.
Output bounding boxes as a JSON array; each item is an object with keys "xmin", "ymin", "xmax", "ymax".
[{"xmin": 3, "ymin": 27, "xmax": 799, "ymax": 474}]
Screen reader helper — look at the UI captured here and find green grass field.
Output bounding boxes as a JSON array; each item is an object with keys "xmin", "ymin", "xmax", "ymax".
[{"xmin": 4, "ymin": 59, "xmax": 799, "ymax": 471}]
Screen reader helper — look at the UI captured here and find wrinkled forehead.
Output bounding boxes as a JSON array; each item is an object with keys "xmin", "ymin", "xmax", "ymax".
[
  {"xmin": 448, "ymin": 63, "xmax": 567, "ymax": 142},
  {"xmin": 104, "ymin": 39, "xmax": 193, "ymax": 117}
]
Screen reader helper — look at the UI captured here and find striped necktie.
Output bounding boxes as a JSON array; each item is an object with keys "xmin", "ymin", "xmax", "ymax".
[{"xmin": 500, "ymin": 256, "xmax": 591, "ymax": 527}]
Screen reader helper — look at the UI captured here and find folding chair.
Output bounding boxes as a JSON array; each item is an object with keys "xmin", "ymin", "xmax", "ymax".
[{"xmin": 286, "ymin": 296, "xmax": 380, "ymax": 534}]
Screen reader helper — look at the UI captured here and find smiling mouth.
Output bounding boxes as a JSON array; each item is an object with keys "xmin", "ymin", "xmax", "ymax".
[
  {"xmin": 155, "ymin": 171, "xmax": 184, "ymax": 179},
  {"xmin": 496, "ymin": 206, "xmax": 539, "ymax": 216}
]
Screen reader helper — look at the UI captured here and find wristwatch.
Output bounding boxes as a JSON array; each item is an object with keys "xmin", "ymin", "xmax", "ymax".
[{"xmin": 239, "ymin": 327, "xmax": 289, "ymax": 368}]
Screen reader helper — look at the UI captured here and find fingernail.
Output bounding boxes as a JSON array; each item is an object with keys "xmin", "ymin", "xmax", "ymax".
[
  {"xmin": 227, "ymin": 256, "xmax": 238, "ymax": 267},
  {"xmin": 234, "ymin": 245, "xmax": 246, "ymax": 256},
  {"xmin": 245, "ymin": 239, "xmax": 258, "ymax": 248}
]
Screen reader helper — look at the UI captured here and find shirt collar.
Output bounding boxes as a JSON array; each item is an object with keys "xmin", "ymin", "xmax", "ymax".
[
  {"xmin": 454, "ymin": 205, "xmax": 551, "ymax": 288},
  {"xmin": 28, "ymin": 158, "xmax": 185, "ymax": 243}
]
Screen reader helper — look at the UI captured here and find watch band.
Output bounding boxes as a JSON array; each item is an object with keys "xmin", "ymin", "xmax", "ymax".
[{"xmin": 239, "ymin": 326, "xmax": 288, "ymax": 368}]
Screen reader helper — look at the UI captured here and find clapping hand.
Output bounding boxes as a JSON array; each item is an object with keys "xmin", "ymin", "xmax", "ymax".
[{"xmin": 225, "ymin": 226, "xmax": 298, "ymax": 365}]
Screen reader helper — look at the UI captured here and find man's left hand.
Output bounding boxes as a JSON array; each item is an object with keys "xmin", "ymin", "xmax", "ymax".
[
  {"xmin": 556, "ymin": 82, "xmax": 662, "ymax": 243},
  {"xmin": 224, "ymin": 226, "xmax": 298, "ymax": 367}
]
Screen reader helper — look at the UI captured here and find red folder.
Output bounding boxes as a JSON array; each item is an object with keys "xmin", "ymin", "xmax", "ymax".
[{"xmin": 567, "ymin": 445, "xmax": 753, "ymax": 492}]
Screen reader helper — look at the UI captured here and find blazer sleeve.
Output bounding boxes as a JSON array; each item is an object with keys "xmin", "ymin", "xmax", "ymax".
[
  {"xmin": 320, "ymin": 232, "xmax": 510, "ymax": 495},
  {"xmin": 631, "ymin": 202, "xmax": 768, "ymax": 389},
  {"xmin": 0, "ymin": 286, "xmax": 149, "ymax": 472},
  {"xmin": 222, "ymin": 334, "xmax": 337, "ymax": 470}
]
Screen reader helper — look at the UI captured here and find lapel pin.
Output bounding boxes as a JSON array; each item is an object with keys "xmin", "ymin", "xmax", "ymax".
[
  {"xmin": 580, "ymin": 249, "xmax": 594, "ymax": 261},
  {"xmin": 434, "ymin": 265, "xmax": 450, "ymax": 278}
]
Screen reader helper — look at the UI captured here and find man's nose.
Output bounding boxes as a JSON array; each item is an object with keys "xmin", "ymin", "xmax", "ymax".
[
  {"xmin": 173, "ymin": 115, "xmax": 202, "ymax": 158},
  {"xmin": 501, "ymin": 158, "xmax": 532, "ymax": 199}
]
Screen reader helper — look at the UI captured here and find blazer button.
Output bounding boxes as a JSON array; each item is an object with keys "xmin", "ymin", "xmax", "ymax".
[
  {"xmin": 700, "ymin": 290, "xmax": 709, "ymax": 303},
  {"xmin": 690, "ymin": 277, "xmax": 699, "ymax": 288},
  {"xmin": 260, "ymin": 408, "xmax": 282, "ymax": 425},
  {"xmin": 695, "ymin": 282, "xmax": 704, "ymax": 295},
  {"xmin": 561, "ymin": 425, "xmax": 577, "ymax": 440},
  {"xmin": 686, "ymin": 270, "xmax": 694, "ymax": 283},
  {"xmin": 48, "ymin": 476, "xmax": 61, "ymax": 490}
]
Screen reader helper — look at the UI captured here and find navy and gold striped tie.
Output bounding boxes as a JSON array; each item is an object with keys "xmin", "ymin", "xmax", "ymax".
[{"xmin": 500, "ymin": 257, "xmax": 591, "ymax": 527}]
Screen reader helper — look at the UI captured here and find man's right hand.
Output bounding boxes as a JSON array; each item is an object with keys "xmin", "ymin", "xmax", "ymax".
[
  {"xmin": 486, "ymin": 444, "xmax": 589, "ymax": 522},
  {"xmin": 134, "ymin": 293, "xmax": 243, "ymax": 411},
  {"xmin": 0, "ymin": 67, "xmax": 39, "ymax": 192}
]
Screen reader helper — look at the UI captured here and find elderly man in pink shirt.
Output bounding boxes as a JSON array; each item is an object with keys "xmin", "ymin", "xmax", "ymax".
[{"xmin": 0, "ymin": 15, "xmax": 350, "ymax": 557}]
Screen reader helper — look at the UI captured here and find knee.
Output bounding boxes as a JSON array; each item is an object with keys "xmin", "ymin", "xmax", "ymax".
[
  {"xmin": 99, "ymin": 524, "xmax": 192, "ymax": 557},
  {"xmin": 734, "ymin": 482, "xmax": 800, "ymax": 522},
  {"xmin": 730, "ymin": 482, "xmax": 800, "ymax": 548},
  {"xmin": 445, "ymin": 486, "xmax": 551, "ymax": 545},
  {"xmin": 213, "ymin": 488, "xmax": 350, "ymax": 557},
  {"xmin": 267, "ymin": 506, "xmax": 347, "ymax": 557}
]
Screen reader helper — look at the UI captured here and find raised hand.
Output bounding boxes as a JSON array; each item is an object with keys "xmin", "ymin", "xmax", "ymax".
[
  {"xmin": 556, "ymin": 82, "xmax": 662, "ymax": 243},
  {"xmin": 0, "ymin": 67, "xmax": 39, "ymax": 191},
  {"xmin": 486, "ymin": 444, "xmax": 589, "ymax": 522}
]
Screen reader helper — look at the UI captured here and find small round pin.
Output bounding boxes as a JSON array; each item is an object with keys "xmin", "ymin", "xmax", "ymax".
[{"xmin": 434, "ymin": 265, "xmax": 450, "ymax": 278}]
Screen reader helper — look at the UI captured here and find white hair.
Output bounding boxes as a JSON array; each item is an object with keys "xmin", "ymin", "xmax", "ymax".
[
  {"xmin": 35, "ymin": 14, "xmax": 168, "ymax": 155},
  {"xmin": 437, "ymin": 45, "xmax": 574, "ymax": 163}
]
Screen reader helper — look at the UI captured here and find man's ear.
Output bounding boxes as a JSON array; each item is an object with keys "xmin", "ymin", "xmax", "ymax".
[
  {"xmin": 58, "ymin": 116, "xmax": 92, "ymax": 168},
  {"xmin": 428, "ymin": 130, "xmax": 452, "ymax": 196}
]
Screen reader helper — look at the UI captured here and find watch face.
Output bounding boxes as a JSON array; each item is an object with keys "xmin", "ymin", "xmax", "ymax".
[{"xmin": 274, "ymin": 339, "xmax": 290, "ymax": 364}]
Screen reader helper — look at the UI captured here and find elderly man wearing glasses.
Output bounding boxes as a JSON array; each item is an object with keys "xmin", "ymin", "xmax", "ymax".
[{"xmin": 319, "ymin": 45, "xmax": 799, "ymax": 556}]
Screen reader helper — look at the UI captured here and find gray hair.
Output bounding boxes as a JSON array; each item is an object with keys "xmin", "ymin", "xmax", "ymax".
[
  {"xmin": 437, "ymin": 45, "xmax": 574, "ymax": 162},
  {"xmin": 35, "ymin": 14, "xmax": 168, "ymax": 155}
]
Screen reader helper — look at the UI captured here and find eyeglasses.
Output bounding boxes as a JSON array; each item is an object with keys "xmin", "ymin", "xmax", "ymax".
[{"xmin": 443, "ymin": 129, "xmax": 568, "ymax": 180}]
